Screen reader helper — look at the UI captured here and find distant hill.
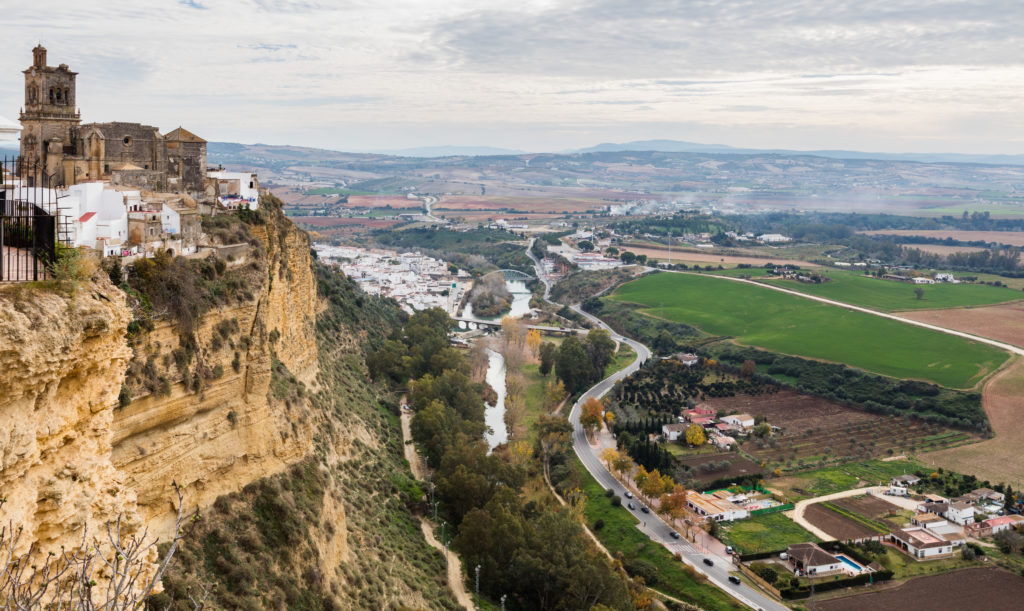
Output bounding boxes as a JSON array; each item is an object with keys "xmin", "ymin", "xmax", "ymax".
[
  {"xmin": 572, "ymin": 139, "xmax": 1024, "ymax": 166},
  {"xmin": 371, "ymin": 145, "xmax": 524, "ymax": 157}
]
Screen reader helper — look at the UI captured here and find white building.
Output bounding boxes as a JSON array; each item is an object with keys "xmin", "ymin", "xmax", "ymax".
[
  {"xmin": 912, "ymin": 277, "xmax": 936, "ymax": 285},
  {"xmin": 0, "ymin": 114, "xmax": 18, "ymax": 142},
  {"xmin": 890, "ymin": 526, "xmax": 959, "ymax": 559},
  {"xmin": 208, "ymin": 170, "xmax": 259, "ymax": 210},
  {"xmin": 686, "ymin": 490, "xmax": 749, "ymax": 522},
  {"xmin": 787, "ymin": 543, "xmax": 843, "ymax": 576},
  {"xmin": 721, "ymin": 413, "xmax": 755, "ymax": 429},
  {"xmin": 758, "ymin": 233, "xmax": 792, "ymax": 243},
  {"xmin": 662, "ymin": 423, "xmax": 687, "ymax": 442}
]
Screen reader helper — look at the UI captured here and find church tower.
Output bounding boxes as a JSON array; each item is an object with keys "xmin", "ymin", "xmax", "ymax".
[{"xmin": 19, "ymin": 45, "xmax": 81, "ymax": 186}]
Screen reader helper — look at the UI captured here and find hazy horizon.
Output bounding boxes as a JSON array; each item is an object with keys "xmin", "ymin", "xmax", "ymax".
[{"xmin": 3, "ymin": 1, "xmax": 1024, "ymax": 156}]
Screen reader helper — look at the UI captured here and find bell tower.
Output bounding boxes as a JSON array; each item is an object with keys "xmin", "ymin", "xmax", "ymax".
[{"xmin": 19, "ymin": 45, "xmax": 81, "ymax": 186}]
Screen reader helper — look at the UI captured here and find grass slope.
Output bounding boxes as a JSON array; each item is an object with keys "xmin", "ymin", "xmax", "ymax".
[
  {"xmin": 764, "ymin": 270, "xmax": 1022, "ymax": 312},
  {"xmin": 609, "ymin": 272, "xmax": 1009, "ymax": 389}
]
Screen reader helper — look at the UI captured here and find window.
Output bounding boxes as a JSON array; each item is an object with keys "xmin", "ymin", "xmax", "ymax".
[
  {"xmin": 49, "ymin": 88, "xmax": 54, "ymax": 103},
  {"xmin": 123, "ymin": 136, "xmax": 132, "ymax": 146}
]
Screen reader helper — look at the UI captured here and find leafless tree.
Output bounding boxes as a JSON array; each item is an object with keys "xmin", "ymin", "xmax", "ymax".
[{"xmin": 0, "ymin": 482, "xmax": 209, "ymax": 610}]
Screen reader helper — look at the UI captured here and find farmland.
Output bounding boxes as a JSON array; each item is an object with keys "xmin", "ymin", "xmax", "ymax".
[
  {"xmin": 763, "ymin": 269, "xmax": 1022, "ymax": 312},
  {"xmin": 817, "ymin": 567, "xmax": 1024, "ymax": 611},
  {"xmin": 675, "ymin": 452, "xmax": 765, "ymax": 486},
  {"xmin": 608, "ymin": 272, "xmax": 1010, "ymax": 389},
  {"xmin": 703, "ymin": 390, "xmax": 975, "ymax": 471},
  {"xmin": 718, "ymin": 512, "xmax": 820, "ymax": 555},
  {"xmin": 903, "ymin": 302, "xmax": 1024, "ymax": 349},
  {"xmin": 803, "ymin": 502, "xmax": 885, "ymax": 540},
  {"xmin": 862, "ymin": 229, "xmax": 1024, "ymax": 246}
]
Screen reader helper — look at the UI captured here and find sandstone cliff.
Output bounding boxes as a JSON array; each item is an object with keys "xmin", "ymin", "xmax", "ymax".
[
  {"xmin": 0, "ymin": 278, "xmax": 139, "ymax": 562},
  {"xmin": 113, "ymin": 206, "xmax": 319, "ymax": 534}
]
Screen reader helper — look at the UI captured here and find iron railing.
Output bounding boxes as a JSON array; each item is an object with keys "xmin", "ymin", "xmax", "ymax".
[{"xmin": 0, "ymin": 156, "xmax": 60, "ymax": 282}]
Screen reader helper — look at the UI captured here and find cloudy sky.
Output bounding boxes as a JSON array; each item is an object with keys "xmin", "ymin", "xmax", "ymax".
[{"xmin": 2, "ymin": 0, "xmax": 1023, "ymax": 154}]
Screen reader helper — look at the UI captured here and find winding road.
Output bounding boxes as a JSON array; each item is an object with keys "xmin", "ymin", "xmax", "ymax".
[{"xmin": 528, "ymin": 241, "xmax": 784, "ymax": 610}]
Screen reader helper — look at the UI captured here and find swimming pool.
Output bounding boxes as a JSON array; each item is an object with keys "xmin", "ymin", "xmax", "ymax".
[{"xmin": 835, "ymin": 554, "xmax": 864, "ymax": 573}]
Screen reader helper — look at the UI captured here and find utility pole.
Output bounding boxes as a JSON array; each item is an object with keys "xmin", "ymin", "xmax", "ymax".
[{"xmin": 475, "ymin": 564, "xmax": 481, "ymax": 610}]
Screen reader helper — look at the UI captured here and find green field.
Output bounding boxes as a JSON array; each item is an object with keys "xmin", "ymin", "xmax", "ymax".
[
  {"xmin": 608, "ymin": 272, "xmax": 1009, "ymax": 389},
  {"xmin": 764, "ymin": 269, "xmax": 1022, "ymax": 311},
  {"xmin": 718, "ymin": 512, "xmax": 820, "ymax": 554}
]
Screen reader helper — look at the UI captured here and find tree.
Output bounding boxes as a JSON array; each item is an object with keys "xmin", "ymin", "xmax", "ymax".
[
  {"xmin": 612, "ymin": 455, "xmax": 634, "ymax": 481},
  {"xmin": 585, "ymin": 329, "xmax": 616, "ymax": 377},
  {"xmin": 658, "ymin": 486, "xmax": 690, "ymax": 527},
  {"xmin": 685, "ymin": 423, "xmax": 706, "ymax": 446},
  {"xmin": 605, "ymin": 246, "xmax": 619, "ymax": 256},
  {"xmin": 914, "ymin": 286, "xmax": 925, "ymax": 300},
  {"xmin": 635, "ymin": 254, "xmax": 647, "ymax": 265},
  {"xmin": 600, "ymin": 448, "xmax": 619, "ymax": 470},
  {"xmin": 653, "ymin": 330, "xmax": 676, "ymax": 354},
  {"xmin": 0, "ymin": 485, "xmax": 208, "ymax": 610},
  {"xmin": 604, "ymin": 410, "xmax": 616, "ymax": 432},
  {"xmin": 740, "ymin": 359, "xmax": 757, "ymax": 377},
  {"xmin": 578, "ymin": 240, "xmax": 595, "ymax": 252},
  {"xmin": 526, "ymin": 329, "xmax": 542, "ymax": 356},
  {"xmin": 753, "ymin": 422, "xmax": 772, "ymax": 438},
  {"xmin": 580, "ymin": 397, "xmax": 604, "ymax": 437},
  {"xmin": 640, "ymin": 468, "xmax": 667, "ymax": 500},
  {"xmin": 543, "ymin": 379, "xmax": 567, "ymax": 410},
  {"xmin": 539, "ymin": 342, "xmax": 557, "ymax": 376},
  {"xmin": 620, "ymin": 251, "xmax": 637, "ymax": 264},
  {"xmin": 556, "ymin": 336, "xmax": 591, "ymax": 393}
]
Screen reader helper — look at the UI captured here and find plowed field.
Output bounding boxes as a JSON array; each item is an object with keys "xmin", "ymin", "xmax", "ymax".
[{"xmin": 818, "ymin": 567, "xmax": 1024, "ymax": 611}]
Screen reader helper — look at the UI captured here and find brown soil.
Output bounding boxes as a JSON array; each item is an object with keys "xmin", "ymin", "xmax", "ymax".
[
  {"xmin": 901, "ymin": 244, "xmax": 987, "ymax": 255},
  {"xmin": 704, "ymin": 391, "xmax": 973, "ymax": 468},
  {"xmin": 902, "ymin": 302, "xmax": 1024, "ymax": 349},
  {"xmin": 675, "ymin": 452, "xmax": 764, "ymax": 484},
  {"xmin": 928, "ymin": 358, "xmax": 1024, "ymax": 485},
  {"xmin": 818, "ymin": 567, "xmax": 1024, "ymax": 611},
  {"xmin": 803, "ymin": 503, "xmax": 878, "ymax": 540},
  {"xmin": 436, "ymin": 195, "xmax": 604, "ymax": 213},
  {"xmin": 346, "ymin": 195, "xmax": 421, "ymax": 209},
  {"xmin": 862, "ymin": 229, "xmax": 1024, "ymax": 247},
  {"xmin": 831, "ymin": 495, "xmax": 903, "ymax": 519}
]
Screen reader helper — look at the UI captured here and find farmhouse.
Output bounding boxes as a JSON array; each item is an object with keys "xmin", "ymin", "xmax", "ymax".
[
  {"xmin": 662, "ymin": 423, "xmax": 687, "ymax": 442},
  {"xmin": 683, "ymin": 407, "xmax": 714, "ymax": 421},
  {"xmin": 721, "ymin": 414, "xmax": 755, "ymax": 429},
  {"xmin": 889, "ymin": 474, "xmax": 921, "ymax": 496},
  {"xmin": 912, "ymin": 277, "xmax": 936, "ymax": 285},
  {"xmin": 890, "ymin": 526, "xmax": 959, "ymax": 559},
  {"xmin": 966, "ymin": 515, "xmax": 1024, "ymax": 538},
  {"xmin": 758, "ymin": 233, "xmax": 792, "ymax": 244},
  {"xmin": 673, "ymin": 353, "xmax": 700, "ymax": 367},
  {"xmin": 786, "ymin": 543, "xmax": 843, "ymax": 576},
  {"xmin": 970, "ymin": 488, "xmax": 1006, "ymax": 504}
]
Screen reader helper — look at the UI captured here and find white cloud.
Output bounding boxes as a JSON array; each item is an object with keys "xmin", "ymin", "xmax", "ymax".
[{"xmin": 0, "ymin": 0, "xmax": 1022, "ymax": 153}]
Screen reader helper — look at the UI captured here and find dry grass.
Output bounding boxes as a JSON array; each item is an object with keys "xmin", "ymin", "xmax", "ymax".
[
  {"xmin": 618, "ymin": 244, "xmax": 815, "ymax": 267},
  {"xmin": 902, "ymin": 302, "xmax": 1024, "ymax": 349},
  {"xmin": 435, "ymin": 195, "xmax": 605, "ymax": 212},
  {"xmin": 345, "ymin": 195, "xmax": 421, "ymax": 209},
  {"xmin": 901, "ymin": 244, "xmax": 988, "ymax": 255},
  {"xmin": 927, "ymin": 358, "xmax": 1024, "ymax": 484}
]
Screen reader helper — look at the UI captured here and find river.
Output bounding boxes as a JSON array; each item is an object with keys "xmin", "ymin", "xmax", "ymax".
[
  {"xmin": 483, "ymin": 348, "xmax": 509, "ymax": 449},
  {"xmin": 463, "ymin": 279, "xmax": 532, "ymax": 322}
]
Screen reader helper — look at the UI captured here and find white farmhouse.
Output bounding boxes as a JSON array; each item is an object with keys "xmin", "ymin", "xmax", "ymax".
[
  {"xmin": 721, "ymin": 413, "xmax": 755, "ymax": 429},
  {"xmin": 662, "ymin": 423, "xmax": 687, "ymax": 442},
  {"xmin": 758, "ymin": 233, "xmax": 791, "ymax": 243}
]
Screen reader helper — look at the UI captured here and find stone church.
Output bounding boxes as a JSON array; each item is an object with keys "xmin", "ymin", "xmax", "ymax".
[{"xmin": 18, "ymin": 45, "xmax": 208, "ymax": 196}]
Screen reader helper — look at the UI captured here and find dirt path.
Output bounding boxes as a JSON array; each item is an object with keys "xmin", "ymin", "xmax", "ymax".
[
  {"xmin": 400, "ymin": 409, "xmax": 427, "ymax": 480},
  {"xmin": 400, "ymin": 406, "xmax": 472, "ymax": 609},
  {"xmin": 927, "ymin": 358, "xmax": 1024, "ymax": 484},
  {"xmin": 419, "ymin": 520, "xmax": 474, "ymax": 610}
]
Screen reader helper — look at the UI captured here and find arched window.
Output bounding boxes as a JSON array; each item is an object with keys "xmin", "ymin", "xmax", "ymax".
[
  {"xmin": 55, "ymin": 89, "xmax": 61, "ymax": 102},
  {"xmin": 49, "ymin": 88, "xmax": 54, "ymax": 103}
]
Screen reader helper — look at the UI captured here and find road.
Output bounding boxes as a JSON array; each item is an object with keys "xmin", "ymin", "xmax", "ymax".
[
  {"xmin": 567, "ymin": 306, "xmax": 784, "ymax": 611},
  {"xmin": 662, "ymin": 269, "xmax": 1024, "ymax": 357},
  {"xmin": 422, "ymin": 195, "xmax": 443, "ymax": 223}
]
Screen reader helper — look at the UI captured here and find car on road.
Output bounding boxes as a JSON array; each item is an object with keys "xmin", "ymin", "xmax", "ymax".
[
  {"xmin": 627, "ymin": 502, "xmax": 635, "ymax": 510},
  {"xmin": 728, "ymin": 575, "xmax": 741, "ymax": 585},
  {"xmin": 703, "ymin": 558, "xmax": 714, "ymax": 567},
  {"xmin": 669, "ymin": 531, "xmax": 680, "ymax": 539},
  {"xmin": 640, "ymin": 506, "xmax": 649, "ymax": 514},
  {"xmin": 623, "ymin": 491, "xmax": 633, "ymax": 498}
]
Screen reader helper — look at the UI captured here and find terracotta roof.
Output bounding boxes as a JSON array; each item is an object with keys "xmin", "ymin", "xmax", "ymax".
[{"xmin": 79, "ymin": 212, "xmax": 96, "ymax": 222}]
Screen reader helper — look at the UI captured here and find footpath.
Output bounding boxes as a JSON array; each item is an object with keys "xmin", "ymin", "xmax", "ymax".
[{"xmin": 400, "ymin": 409, "xmax": 474, "ymax": 610}]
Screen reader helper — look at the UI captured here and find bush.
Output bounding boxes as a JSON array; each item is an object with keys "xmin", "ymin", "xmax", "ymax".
[
  {"xmin": 624, "ymin": 558, "xmax": 659, "ymax": 586},
  {"xmin": 610, "ymin": 496, "xmax": 621, "ymax": 507},
  {"xmin": 49, "ymin": 245, "xmax": 95, "ymax": 283},
  {"xmin": 593, "ymin": 519, "xmax": 605, "ymax": 531},
  {"xmin": 118, "ymin": 384, "xmax": 133, "ymax": 407}
]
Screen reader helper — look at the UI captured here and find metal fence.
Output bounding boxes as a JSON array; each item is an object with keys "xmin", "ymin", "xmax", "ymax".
[{"xmin": 0, "ymin": 156, "xmax": 59, "ymax": 282}]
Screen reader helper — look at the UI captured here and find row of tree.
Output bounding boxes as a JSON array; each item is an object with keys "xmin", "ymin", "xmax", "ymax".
[{"xmin": 371, "ymin": 309, "xmax": 636, "ymax": 609}]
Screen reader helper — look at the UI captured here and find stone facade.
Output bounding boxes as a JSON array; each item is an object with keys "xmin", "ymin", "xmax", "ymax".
[{"xmin": 17, "ymin": 46, "xmax": 207, "ymax": 199}]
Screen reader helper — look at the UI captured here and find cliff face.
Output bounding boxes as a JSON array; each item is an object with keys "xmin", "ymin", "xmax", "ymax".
[
  {"xmin": 113, "ymin": 209, "xmax": 320, "ymax": 533},
  {"xmin": 0, "ymin": 280, "xmax": 138, "ymax": 556}
]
